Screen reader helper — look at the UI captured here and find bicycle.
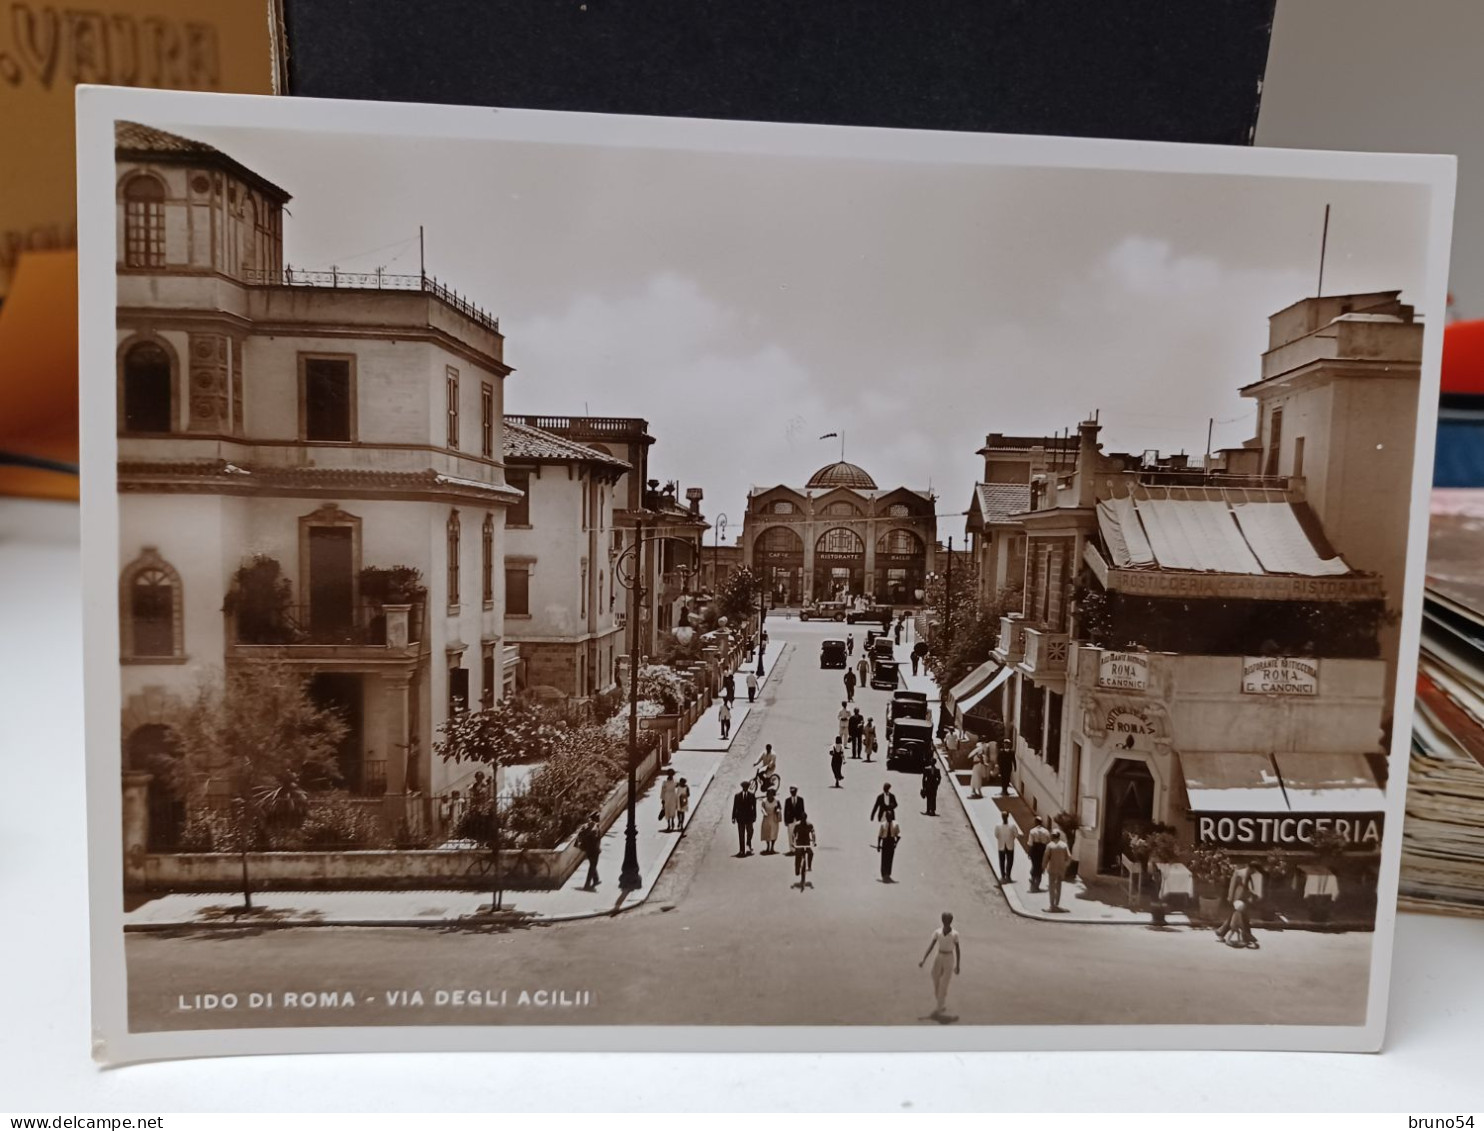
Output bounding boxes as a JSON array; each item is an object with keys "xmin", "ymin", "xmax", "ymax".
[
  {"xmin": 794, "ymin": 841, "xmax": 814, "ymax": 890},
  {"xmin": 753, "ymin": 768, "xmax": 781, "ymax": 794}
]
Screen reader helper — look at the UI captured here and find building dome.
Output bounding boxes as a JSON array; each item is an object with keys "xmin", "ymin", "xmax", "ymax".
[{"xmin": 805, "ymin": 460, "xmax": 877, "ymax": 490}]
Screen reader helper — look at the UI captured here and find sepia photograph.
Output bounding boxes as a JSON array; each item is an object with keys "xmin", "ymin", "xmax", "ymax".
[{"xmin": 77, "ymin": 87, "xmax": 1452, "ymax": 1062}]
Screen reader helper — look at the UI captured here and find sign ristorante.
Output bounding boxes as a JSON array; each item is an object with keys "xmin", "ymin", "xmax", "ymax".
[
  {"xmin": 1104, "ymin": 569, "xmax": 1383, "ymax": 602},
  {"xmin": 1242, "ymin": 656, "xmax": 1319, "ymax": 696},
  {"xmin": 1197, "ymin": 812, "xmax": 1384, "ymax": 850}
]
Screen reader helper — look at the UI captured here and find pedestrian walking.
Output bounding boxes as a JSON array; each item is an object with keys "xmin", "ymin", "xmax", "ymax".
[
  {"xmin": 746, "ymin": 670, "xmax": 759, "ymax": 703},
  {"xmin": 793, "ymin": 816, "xmax": 816, "ymax": 889},
  {"xmin": 993, "ymin": 811, "xmax": 1017, "ymax": 882},
  {"xmin": 1215, "ymin": 862, "xmax": 1266, "ymax": 949},
  {"xmin": 759, "ymin": 789, "xmax": 783, "ymax": 854},
  {"xmin": 677, "ymin": 777, "xmax": 691, "ymax": 829},
  {"xmin": 837, "ymin": 701, "xmax": 851, "ymax": 743},
  {"xmin": 911, "ymin": 640, "xmax": 926, "ymax": 676},
  {"xmin": 849, "ymin": 707, "xmax": 864, "ymax": 758},
  {"xmin": 921, "ymin": 759, "xmax": 942, "ymax": 816},
  {"xmin": 864, "ymin": 717, "xmax": 878, "ymax": 762},
  {"xmin": 576, "ymin": 811, "xmax": 602, "ymax": 890},
  {"xmin": 968, "ymin": 740, "xmax": 992, "ymax": 799},
  {"xmin": 876, "ymin": 815, "xmax": 901, "ymax": 881},
  {"xmin": 1026, "ymin": 818, "xmax": 1052, "ymax": 892},
  {"xmin": 857, "ymin": 656, "xmax": 870, "ymax": 689},
  {"xmin": 997, "ymin": 739, "xmax": 1016, "ymax": 798},
  {"xmin": 918, "ymin": 912, "xmax": 961, "ymax": 1018},
  {"xmin": 783, "ymin": 786, "xmax": 806, "ymax": 853},
  {"xmin": 659, "ymin": 768, "xmax": 680, "ymax": 832},
  {"xmin": 893, "ymin": 620, "xmax": 903, "ymax": 646},
  {"xmin": 1043, "ymin": 829, "xmax": 1072, "ymax": 911},
  {"xmin": 847, "ymin": 632, "xmax": 855, "ymax": 656},
  {"xmin": 843, "ymin": 667, "xmax": 857, "ymax": 701},
  {"xmin": 724, "ymin": 671, "xmax": 736, "ymax": 704},
  {"xmin": 719, "ymin": 698, "xmax": 733, "ymax": 739},
  {"xmin": 761, "ymin": 628, "xmax": 769, "ymax": 650},
  {"xmin": 829, "ymin": 736, "xmax": 846, "ymax": 787},
  {"xmin": 731, "ymin": 781, "xmax": 757, "ymax": 856},
  {"xmin": 870, "ymin": 781, "xmax": 898, "ymax": 822}
]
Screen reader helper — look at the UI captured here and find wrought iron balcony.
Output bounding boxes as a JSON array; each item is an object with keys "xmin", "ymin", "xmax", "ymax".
[
  {"xmin": 1022, "ymin": 625, "xmax": 1070, "ymax": 675},
  {"xmin": 229, "ymin": 601, "xmax": 424, "ymax": 651}
]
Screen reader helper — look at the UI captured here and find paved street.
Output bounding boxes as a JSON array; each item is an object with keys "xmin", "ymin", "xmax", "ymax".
[{"xmin": 126, "ymin": 618, "xmax": 1373, "ymax": 1030}]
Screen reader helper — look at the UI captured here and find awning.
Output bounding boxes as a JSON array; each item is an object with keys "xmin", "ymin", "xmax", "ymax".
[
  {"xmin": 1272, "ymin": 752, "xmax": 1386, "ymax": 812},
  {"xmin": 1178, "ymin": 751, "xmax": 1289, "ymax": 812},
  {"xmin": 957, "ymin": 664, "xmax": 1013, "ymax": 718},
  {"xmin": 945, "ymin": 659, "xmax": 1000, "ymax": 711}
]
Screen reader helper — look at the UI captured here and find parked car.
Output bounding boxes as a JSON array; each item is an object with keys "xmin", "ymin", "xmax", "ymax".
[
  {"xmin": 800, "ymin": 601, "xmax": 848, "ymax": 622},
  {"xmin": 846, "ymin": 604, "xmax": 892, "ymax": 625},
  {"xmin": 885, "ymin": 690, "xmax": 930, "ymax": 739},
  {"xmin": 870, "ymin": 637, "xmax": 896, "ymax": 666},
  {"xmin": 887, "ymin": 716, "xmax": 935, "ymax": 772},
  {"xmin": 870, "ymin": 658, "xmax": 901, "ymax": 690},
  {"xmin": 820, "ymin": 638, "xmax": 848, "ymax": 669}
]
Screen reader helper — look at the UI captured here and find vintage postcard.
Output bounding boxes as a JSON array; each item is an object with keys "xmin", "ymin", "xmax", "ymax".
[{"xmin": 77, "ymin": 86, "xmax": 1453, "ymax": 1062}]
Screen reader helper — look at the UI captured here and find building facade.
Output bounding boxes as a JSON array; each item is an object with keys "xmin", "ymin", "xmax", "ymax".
[
  {"xmin": 115, "ymin": 122, "xmax": 518, "ymax": 839},
  {"xmin": 501, "ymin": 418, "xmax": 629, "ymax": 698},
  {"xmin": 742, "ymin": 460, "xmax": 937, "ymax": 608}
]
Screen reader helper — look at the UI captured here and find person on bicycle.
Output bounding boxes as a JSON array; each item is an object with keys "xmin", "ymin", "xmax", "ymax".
[
  {"xmin": 794, "ymin": 816, "xmax": 816, "ymax": 888},
  {"xmin": 754, "ymin": 743, "xmax": 779, "ymax": 790}
]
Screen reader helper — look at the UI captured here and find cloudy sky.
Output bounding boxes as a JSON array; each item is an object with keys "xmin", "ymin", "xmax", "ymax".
[{"xmin": 164, "ymin": 121, "xmax": 1434, "ymax": 542}]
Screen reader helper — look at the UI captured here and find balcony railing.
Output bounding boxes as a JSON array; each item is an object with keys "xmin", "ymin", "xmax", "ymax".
[
  {"xmin": 503, "ymin": 414, "xmax": 649, "ymax": 440},
  {"xmin": 241, "ymin": 267, "xmax": 500, "ymax": 335},
  {"xmin": 230, "ymin": 602, "xmax": 424, "ymax": 649},
  {"xmin": 1022, "ymin": 626, "xmax": 1070, "ymax": 675},
  {"xmin": 996, "ymin": 615, "xmax": 1026, "ymax": 662}
]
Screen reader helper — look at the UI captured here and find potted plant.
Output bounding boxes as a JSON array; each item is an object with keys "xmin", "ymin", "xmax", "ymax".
[
  {"xmin": 1187, "ymin": 842, "xmax": 1234, "ymax": 922},
  {"xmin": 223, "ymin": 555, "xmax": 296, "ymax": 644}
]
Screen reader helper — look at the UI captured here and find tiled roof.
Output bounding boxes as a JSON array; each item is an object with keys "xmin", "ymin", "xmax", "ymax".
[
  {"xmin": 503, "ymin": 419, "xmax": 632, "ymax": 470},
  {"xmin": 115, "ymin": 121, "xmax": 292, "ymax": 203},
  {"xmin": 806, "ymin": 460, "xmax": 878, "ymax": 490},
  {"xmin": 975, "ymin": 482, "xmax": 1031, "ymax": 523}
]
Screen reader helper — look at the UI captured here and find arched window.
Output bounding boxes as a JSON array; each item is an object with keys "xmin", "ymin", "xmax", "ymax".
[
  {"xmin": 120, "ymin": 548, "xmax": 183, "ymax": 661},
  {"xmin": 816, "ymin": 527, "xmax": 865, "ymax": 555},
  {"xmin": 120, "ymin": 339, "xmax": 174, "ymax": 433},
  {"xmin": 760, "ymin": 526, "xmax": 803, "ymax": 554},
  {"xmin": 123, "ymin": 175, "xmax": 166, "ymax": 267},
  {"xmin": 447, "ymin": 510, "xmax": 462, "ymax": 607},
  {"xmin": 825, "ymin": 500, "xmax": 859, "ymax": 516},
  {"xmin": 878, "ymin": 529, "xmax": 924, "ymax": 556},
  {"xmin": 888, "ymin": 503, "xmax": 910, "ymax": 517},
  {"xmin": 770, "ymin": 500, "xmax": 795, "ymax": 515}
]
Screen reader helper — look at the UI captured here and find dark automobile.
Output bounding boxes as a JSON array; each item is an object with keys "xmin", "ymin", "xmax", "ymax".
[
  {"xmin": 870, "ymin": 637, "xmax": 896, "ymax": 666},
  {"xmin": 870, "ymin": 658, "xmax": 901, "ymax": 690},
  {"xmin": 885, "ymin": 690, "xmax": 930, "ymax": 739},
  {"xmin": 800, "ymin": 601, "xmax": 848, "ymax": 622},
  {"xmin": 846, "ymin": 604, "xmax": 893, "ymax": 625},
  {"xmin": 820, "ymin": 638, "xmax": 848, "ymax": 669},
  {"xmin": 887, "ymin": 717, "xmax": 935, "ymax": 772}
]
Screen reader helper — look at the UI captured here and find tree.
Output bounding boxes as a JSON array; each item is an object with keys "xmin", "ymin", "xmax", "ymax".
[
  {"xmin": 167, "ymin": 662, "xmax": 347, "ymax": 910},
  {"xmin": 922, "ymin": 562, "xmax": 1005, "ymax": 693},
  {"xmin": 719, "ymin": 564, "xmax": 760, "ymax": 628}
]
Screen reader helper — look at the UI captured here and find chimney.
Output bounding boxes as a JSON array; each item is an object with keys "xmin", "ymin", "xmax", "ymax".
[
  {"xmin": 685, "ymin": 486, "xmax": 704, "ymax": 515},
  {"xmin": 1076, "ymin": 417, "xmax": 1101, "ymax": 508}
]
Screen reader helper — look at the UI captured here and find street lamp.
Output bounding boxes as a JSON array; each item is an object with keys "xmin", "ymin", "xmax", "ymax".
[{"xmin": 713, "ymin": 513, "xmax": 728, "ymax": 595}]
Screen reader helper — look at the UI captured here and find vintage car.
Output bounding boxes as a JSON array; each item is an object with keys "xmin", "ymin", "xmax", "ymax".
[
  {"xmin": 799, "ymin": 601, "xmax": 848, "ymax": 622},
  {"xmin": 845, "ymin": 604, "xmax": 893, "ymax": 625},
  {"xmin": 887, "ymin": 716, "xmax": 935, "ymax": 772},
  {"xmin": 870, "ymin": 637, "xmax": 896, "ymax": 666},
  {"xmin": 870, "ymin": 657, "xmax": 901, "ymax": 690},
  {"xmin": 885, "ymin": 689, "xmax": 930, "ymax": 739},
  {"xmin": 819, "ymin": 638, "xmax": 849, "ymax": 669}
]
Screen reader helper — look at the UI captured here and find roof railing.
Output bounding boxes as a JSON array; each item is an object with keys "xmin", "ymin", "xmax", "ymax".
[{"xmin": 242, "ymin": 267, "xmax": 500, "ymax": 334}]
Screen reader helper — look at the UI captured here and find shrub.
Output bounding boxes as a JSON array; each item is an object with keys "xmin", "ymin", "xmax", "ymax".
[
  {"xmin": 501, "ymin": 725, "xmax": 660, "ymax": 849},
  {"xmin": 223, "ymin": 555, "xmax": 296, "ymax": 644},
  {"xmin": 359, "ymin": 564, "xmax": 426, "ymax": 604},
  {"xmin": 591, "ymin": 685, "xmax": 625, "ymax": 725},
  {"xmin": 291, "ymin": 799, "xmax": 384, "ymax": 849},
  {"xmin": 1187, "ymin": 841, "xmax": 1234, "ymax": 887},
  {"xmin": 637, "ymin": 665, "xmax": 687, "ymax": 714}
]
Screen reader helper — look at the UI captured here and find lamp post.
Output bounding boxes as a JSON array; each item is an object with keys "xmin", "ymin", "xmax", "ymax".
[{"xmin": 713, "ymin": 513, "xmax": 728, "ymax": 595}]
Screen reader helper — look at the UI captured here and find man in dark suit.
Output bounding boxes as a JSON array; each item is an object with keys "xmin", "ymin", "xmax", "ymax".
[
  {"xmin": 783, "ymin": 786, "xmax": 806, "ymax": 854},
  {"xmin": 870, "ymin": 782, "xmax": 898, "ymax": 822},
  {"xmin": 732, "ymin": 781, "xmax": 757, "ymax": 856},
  {"xmin": 848, "ymin": 707, "xmax": 864, "ymax": 759},
  {"xmin": 921, "ymin": 760, "xmax": 942, "ymax": 816}
]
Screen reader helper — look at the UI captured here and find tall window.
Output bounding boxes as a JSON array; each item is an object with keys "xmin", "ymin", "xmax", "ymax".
[
  {"xmin": 120, "ymin": 549, "xmax": 182, "ymax": 661},
  {"xmin": 302, "ymin": 356, "xmax": 353, "ymax": 441},
  {"xmin": 580, "ymin": 561, "xmax": 589, "ymax": 618},
  {"xmin": 449, "ymin": 666, "xmax": 469, "ymax": 714},
  {"xmin": 121, "ymin": 340, "xmax": 173, "ymax": 433},
  {"xmin": 481, "ymin": 382, "xmax": 494, "ymax": 458},
  {"xmin": 878, "ymin": 529, "xmax": 922, "ymax": 556},
  {"xmin": 446, "ymin": 510, "xmax": 461, "ymax": 607},
  {"xmin": 817, "ymin": 527, "xmax": 864, "ymax": 555},
  {"xmin": 581, "ymin": 476, "xmax": 590, "ymax": 529},
  {"xmin": 446, "ymin": 366, "xmax": 460, "ymax": 449},
  {"xmin": 507, "ymin": 469, "xmax": 531, "ymax": 526},
  {"xmin": 481, "ymin": 513, "xmax": 494, "ymax": 605},
  {"xmin": 1292, "ymin": 436, "xmax": 1306, "ymax": 480},
  {"xmin": 1265, "ymin": 407, "xmax": 1284, "ymax": 477},
  {"xmin": 123, "ymin": 175, "xmax": 165, "ymax": 267},
  {"xmin": 1046, "ymin": 691, "xmax": 1064, "ymax": 772},
  {"xmin": 481, "ymin": 645, "xmax": 496, "ymax": 709},
  {"xmin": 506, "ymin": 566, "xmax": 530, "ymax": 615}
]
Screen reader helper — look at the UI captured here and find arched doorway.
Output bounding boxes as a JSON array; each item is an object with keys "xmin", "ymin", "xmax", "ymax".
[
  {"xmin": 813, "ymin": 526, "xmax": 866, "ymax": 601},
  {"xmin": 875, "ymin": 528, "xmax": 926, "ymax": 605},
  {"xmin": 125, "ymin": 723, "xmax": 186, "ymax": 850},
  {"xmin": 1100, "ymin": 757, "xmax": 1155, "ymax": 872},
  {"xmin": 756, "ymin": 525, "xmax": 804, "ymax": 606}
]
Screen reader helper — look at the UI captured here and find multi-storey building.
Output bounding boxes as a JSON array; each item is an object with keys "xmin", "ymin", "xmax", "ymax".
[
  {"xmin": 114, "ymin": 122, "xmax": 518, "ymax": 840},
  {"xmin": 501, "ymin": 418, "xmax": 630, "ymax": 697},
  {"xmin": 742, "ymin": 460, "xmax": 937, "ymax": 608}
]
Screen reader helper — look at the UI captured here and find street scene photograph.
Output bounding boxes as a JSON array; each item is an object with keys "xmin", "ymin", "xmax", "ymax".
[{"xmin": 87, "ymin": 95, "xmax": 1447, "ymax": 1051}]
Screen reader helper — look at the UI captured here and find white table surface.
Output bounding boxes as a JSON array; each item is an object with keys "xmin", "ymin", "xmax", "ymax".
[{"xmin": 3, "ymin": 498, "xmax": 1483, "ymax": 1112}]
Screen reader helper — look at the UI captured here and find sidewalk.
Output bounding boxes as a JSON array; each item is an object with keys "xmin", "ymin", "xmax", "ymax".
[
  {"xmin": 124, "ymin": 748, "xmax": 727, "ymax": 931},
  {"xmin": 677, "ymin": 640, "xmax": 786, "ymax": 752}
]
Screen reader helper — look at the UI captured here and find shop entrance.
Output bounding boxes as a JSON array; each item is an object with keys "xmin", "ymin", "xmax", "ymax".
[{"xmin": 1100, "ymin": 757, "xmax": 1155, "ymax": 872}]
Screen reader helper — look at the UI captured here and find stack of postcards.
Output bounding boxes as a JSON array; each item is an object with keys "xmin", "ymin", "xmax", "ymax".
[{"xmin": 1403, "ymin": 489, "xmax": 1484, "ymax": 916}]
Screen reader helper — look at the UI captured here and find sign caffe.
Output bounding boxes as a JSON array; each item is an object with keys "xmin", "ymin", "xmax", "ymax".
[
  {"xmin": 1098, "ymin": 651, "xmax": 1149, "ymax": 691},
  {"xmin": 1242, "ymin": 656, "xmax": 1319, "ymax": 696}
]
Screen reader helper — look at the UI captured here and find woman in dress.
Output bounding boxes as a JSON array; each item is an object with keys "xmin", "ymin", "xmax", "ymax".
[
  {"xmin": 864, "ymin": 717, "xmax": 878, "ymax": 763},
  {"xmin": 969, "ymin": 740, "xmax": 992, "ymax": 799},
  {"xmin": 759, "ymin": 788, "xmax": 783, "ymax": 854},
  {"xmin": 659, "ymin": 768, "xmax": 680, "ymax": 832},
  {"xmin": 918, "ymin": 911, "xmax": 962, "ymax": 1017},
  {"xmin": 676, "ymin": 777, "xmax": 691, "ymax": 829}
]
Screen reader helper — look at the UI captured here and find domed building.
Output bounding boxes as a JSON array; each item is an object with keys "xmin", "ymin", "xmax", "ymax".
[{"xmin": 742, "ymin": 459, "xmax": 937, "ymax": 608}]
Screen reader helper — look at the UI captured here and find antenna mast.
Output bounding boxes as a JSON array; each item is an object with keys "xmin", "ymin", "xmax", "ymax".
[{"xmin": 1317, "ymin": 204, "xmax": 1330, "ymax": 297}]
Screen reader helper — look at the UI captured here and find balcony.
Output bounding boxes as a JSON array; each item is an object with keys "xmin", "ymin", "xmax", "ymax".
[
  {"xmin": 228, "ymin": 601, "xmax": 425, "ymax": 662},
  {"xmin": 1021, "ymin": 626, "xmax": 1070, "ymax": 677},
  {"xmin": 995, "ymin": 615, "xmax": 1026, "ymax": 663}
]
